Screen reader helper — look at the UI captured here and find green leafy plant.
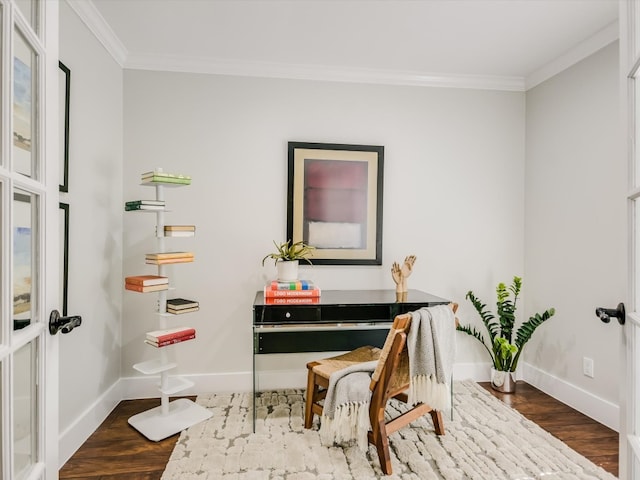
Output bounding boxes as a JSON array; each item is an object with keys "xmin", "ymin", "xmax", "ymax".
[
  {"xmin": 261, "ymin": 240, "xmax": 315, "ymax": 266},
  {"xmin": 456, "ymin": 276, "xmax": 555, "ymax": 372}
]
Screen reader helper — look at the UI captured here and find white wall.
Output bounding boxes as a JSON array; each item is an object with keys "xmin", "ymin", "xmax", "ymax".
[
  {"xmin": 58, "ymin": 1, "xmax": 124, "ymax": 465},
  {"xmin": 524, "ymin": 42, "xmax": 623, "ymax": 422},
  {"xmin": 121, "ymin": 71, "xmax": 525, "ymax": 392}
]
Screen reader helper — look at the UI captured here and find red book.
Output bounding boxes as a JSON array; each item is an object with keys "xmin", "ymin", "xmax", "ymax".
[
  {"xmin": 145, "ymin": 333, "xmax": 196, "ymax": 347},
  {"xmin": 263, "ymin": 287, "xmax": 321, "ymax": 298},
  {"xmin": 146, "ymin": 327, "xmax": 196, "ymax": 343}
]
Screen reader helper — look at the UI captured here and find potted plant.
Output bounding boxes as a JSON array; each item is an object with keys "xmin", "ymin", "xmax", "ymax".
[
  {"xmin": 456, "ymin": 276, "xmax": 555, "ymax": 393},
  {"xmin": 262, "ymin": 240, "xmax": 315, "ymax": 281}
]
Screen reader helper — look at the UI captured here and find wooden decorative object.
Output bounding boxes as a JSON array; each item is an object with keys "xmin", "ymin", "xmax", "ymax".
[{"xmin": 391, "ymin": 255, "xmax": 416, "ymax": 294}]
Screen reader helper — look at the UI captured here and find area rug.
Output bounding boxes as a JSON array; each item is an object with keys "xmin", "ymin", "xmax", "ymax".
[{"xmin": 161, "ymin": 380, "xmax": 617, "ymax": 479}]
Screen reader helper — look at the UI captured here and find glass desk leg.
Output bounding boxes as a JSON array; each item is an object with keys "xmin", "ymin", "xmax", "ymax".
[{"xmin": 252, "ymin": 329, "xmax": 256, "ymax": 433}]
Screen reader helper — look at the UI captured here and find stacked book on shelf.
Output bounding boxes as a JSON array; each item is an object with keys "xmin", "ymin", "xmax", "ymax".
[
  {"xmin": 141, "ymin": 170, "xmax": 191, "ymax": 185},
  {"xmin": 125, "ymin": 275, "xmax": 169, "ymax": 293},
  {"xmin": 145, "ymin": 251, "xmax": 194, "ymax": 265},
  {"xmin": 145, "ymin": 327, "xmax": 196, "ymax": 348},
  {"xmin": 125, "ymin": 199, "xmax": 165, "ymax": 211},
  {"xmin": 164, "ymin": 225, "xmax": 196, "ymax": 238},
  {"xmin": 264, "ymin": 279, "xmax": 321, "ymax": 304},
  {"xmin": 166, "ymin": 298, "xmax": 199, "ymax": 315}
]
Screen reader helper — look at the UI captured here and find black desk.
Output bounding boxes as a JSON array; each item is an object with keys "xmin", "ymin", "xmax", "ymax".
[{"xmin": 251, "ymin": 289, "xmax": 450, "ymax": 428}]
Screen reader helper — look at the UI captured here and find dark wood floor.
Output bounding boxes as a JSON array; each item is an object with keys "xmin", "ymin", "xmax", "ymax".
[
  {"xmin": 480, "ymin": 382, "xmax": 618, "ymax": 477},
  {"xmin": 59, "ymin": 382, "xmax": 618, "ymax": 479}
]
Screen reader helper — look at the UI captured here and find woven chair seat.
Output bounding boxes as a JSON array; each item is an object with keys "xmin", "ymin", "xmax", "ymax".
[{"xmin": 308, "ymin": 345, "xmax": 381, "ymax": 380}]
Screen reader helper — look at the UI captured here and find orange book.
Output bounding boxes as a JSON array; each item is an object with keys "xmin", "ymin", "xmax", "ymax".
[
  {"xmin": 265, "ymin": 297, "xmax": 320, "ymax": 305},
  {"xmin": 124, "ymin": 275, "xmax": 169, "ymax": 286}
]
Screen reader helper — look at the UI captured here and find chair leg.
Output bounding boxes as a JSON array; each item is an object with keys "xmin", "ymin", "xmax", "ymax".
[
  {"xmin": 430, "ymin": 409, "xmax": 445, "ymax": 435},
  {"xmin": 304, "ymin": 369, "xmax": 318, "ymax": 429},
  {"xmin": 372, "ymin": 419, "xmax": 393, "ymax": 475}
]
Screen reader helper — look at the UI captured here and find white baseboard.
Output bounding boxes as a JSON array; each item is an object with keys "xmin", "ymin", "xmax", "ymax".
[
  {"xmin": 58, "ymin": 379, "xmax": 122, "ymax": 469},
  {"xmin": 521, "ymin": 362, "xmax": 619, "ymax": 432},
  {"xmin": 119, "ymin": 371, "xmax": 254, "ymax": 399},
  {"xmin": 118, "ymin": 363, "xmax": 499, "ymax": 398},
  {"xmin": 453, "ymin": 362, "xmax": 493, "ymax": 382}
]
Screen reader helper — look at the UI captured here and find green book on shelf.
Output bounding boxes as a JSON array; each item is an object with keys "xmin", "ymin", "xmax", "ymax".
[
  {"xmin": 125, "ymin": 200, "xmax": 165, "ymax": 207},
  {"xmin": 125, "ymin": 203, "xmax": 165, "ymax": 211},
  {"xmin": 141, "ymin": 171, "xmax": 191, "ymax": 180}
]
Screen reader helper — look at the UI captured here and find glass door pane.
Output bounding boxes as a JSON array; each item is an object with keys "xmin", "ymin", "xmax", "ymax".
[
  {"xmin": 13, "ymin": 341, "xmax": 37, "ymax": 480},
  {"xmin": 0, "ymin": 361, "xmax": 3, "ymax": 480},
  {"xmin": 12, "ymin": 189, "xmax": 37, "ymax": 332},
  {"xmin": 12, "ymin": 29, "xmax": 38, "ymax": 179},
  {"xmin": 14, "ymin": 0, "xmax": 38, "ymax": 35},
  {"xmin": 0, "ymin": 6, "xmax": 2, "ymax": 168},
  {"xmin": 635, "ymin": 79, "xmax": 640, "ymax": 188}
]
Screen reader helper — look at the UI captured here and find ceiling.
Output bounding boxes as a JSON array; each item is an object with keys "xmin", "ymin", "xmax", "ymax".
[{"xmin": 85, "ymin": 0, "xmax": 619, "ymax": 90}]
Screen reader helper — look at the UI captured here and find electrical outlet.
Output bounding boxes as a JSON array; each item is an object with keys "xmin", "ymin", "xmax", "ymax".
[{"xmin": 583, "ymin": 357, "xmax": 594, "ymax": 378}]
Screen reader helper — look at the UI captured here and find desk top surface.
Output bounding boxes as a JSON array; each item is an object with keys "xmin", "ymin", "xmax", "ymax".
[{"xmin": 253, "ymin": 289, "xmax": 449, "ymax": 307}]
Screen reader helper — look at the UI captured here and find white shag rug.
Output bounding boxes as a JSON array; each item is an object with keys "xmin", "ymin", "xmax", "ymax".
[{"xmin": 161, "ymin": 380, "xmax": 617, "ymax": 479}]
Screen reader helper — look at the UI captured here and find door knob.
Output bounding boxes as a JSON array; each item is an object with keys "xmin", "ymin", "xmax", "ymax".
[
  {"xmin": 595, "ymin": 303, "xmax": 625, "ymax": 325},
  {"xmin": 49, "ymin": 310, "xmax": 82, "ymax": 335}
]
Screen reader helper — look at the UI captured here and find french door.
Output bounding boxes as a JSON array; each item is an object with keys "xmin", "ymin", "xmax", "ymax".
[
  {"xmin": 0, "ymin": 1, "xmax": 59, "ymax": 479},
  {"xmin": 622, "ymin": 1, "xmax": 640, "ymax": 479}
]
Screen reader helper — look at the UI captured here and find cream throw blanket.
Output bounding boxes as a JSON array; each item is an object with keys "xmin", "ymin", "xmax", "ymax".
[
  {"xmin": 318, "ymin": 360, "xmax": 377, "ymax": 451},
  {"xmin": 407, "ymin": 305, "xmax": 456, "ymax": 410},
  {"xmin": 319, "ymin": 304, "xmax": 455, "ymax": 449}
]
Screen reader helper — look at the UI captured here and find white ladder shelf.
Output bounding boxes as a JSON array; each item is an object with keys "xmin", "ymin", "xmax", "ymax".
[{"xmin": 126, "ymin": 170, "xmax": 211, "ymax": 441}]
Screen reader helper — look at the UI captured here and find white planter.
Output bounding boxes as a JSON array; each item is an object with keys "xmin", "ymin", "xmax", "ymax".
[
  {"xmin": 490, "ymin": 368, "xmax": 516, "ymax": 393},
  {"xmin": 276, "ymin": 260, "xmax": 299, "ymax": 282}
]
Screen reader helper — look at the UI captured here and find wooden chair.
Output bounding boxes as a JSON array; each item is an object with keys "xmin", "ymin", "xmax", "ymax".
[{"xmin": 304, "ymin": 303, "xmax": 458, "ymax": 475}]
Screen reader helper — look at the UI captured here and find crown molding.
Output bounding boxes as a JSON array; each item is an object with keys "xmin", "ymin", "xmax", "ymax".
[
  {"xmin": 525, "ymin": 21, "xmax": 619, "ymax": 90},
  {"xmin": 124, "ymin": 54, "xmax": 526, "ymax": 91},
  {"xmin": 64, "ymin": 0, "xmax": 128, "ymax": 67},
  {"xmin": 67, "ymin": 0, "xmax": 616, "ymax": 93}
]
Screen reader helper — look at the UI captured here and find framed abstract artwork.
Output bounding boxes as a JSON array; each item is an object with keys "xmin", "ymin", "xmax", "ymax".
[{"xmin": 287, "ymin": 142, "xmax": 384, "ymax": 265}]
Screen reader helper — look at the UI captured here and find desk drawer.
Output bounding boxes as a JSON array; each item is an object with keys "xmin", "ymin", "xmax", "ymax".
[
  {"xmin": 256, "ymin": 305, "xmax": 320, "ymax": 324},
  {"xmin": 320, "ymin": 305, "xmax": 392, "ymax": 322},
  {"xmin": 254, "ymin": 327, "xmax": 389, "ymax": 354}
]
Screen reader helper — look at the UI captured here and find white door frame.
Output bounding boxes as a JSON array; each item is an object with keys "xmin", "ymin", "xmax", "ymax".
[
  {"xmin": 0, "ymin": 0, "xmax": 59, "ymax": 478},
  {"xmin": 621, "ymin": 1, "xmax": 640, "ymax": 478}
]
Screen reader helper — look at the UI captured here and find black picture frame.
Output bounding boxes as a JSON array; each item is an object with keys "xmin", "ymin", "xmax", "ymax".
[
  {"xmin": 59, "ymin": 61, "xmax": 70, "ymax": 193},
  {"xmin": 59, "ymin": 202, "xmax": 69, "ymax": 316},
  {"xmin": 287, "ymin": 141, "xmax": 384, "ymax": 265}
]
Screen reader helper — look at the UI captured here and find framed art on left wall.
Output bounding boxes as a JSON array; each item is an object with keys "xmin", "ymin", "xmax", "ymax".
[
  {"xmin": 59, "ymin": 202, "xmax": 69, "ymax": 316},
  {"xmin": 287, "ymin": 141, "xmax": 384, "ymax": 265},
  {"xmin": 59, "ymin": 61, "xmax": 70, "ymax": 192}
]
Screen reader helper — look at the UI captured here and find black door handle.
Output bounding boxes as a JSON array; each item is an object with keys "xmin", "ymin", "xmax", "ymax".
[
  {"xmin": 595, "ymin": 303, "xmax": 625, "ymax": 325},
  {"xmin": 49, "ymin": 310, "xmax": 82, "ymax": 335}
]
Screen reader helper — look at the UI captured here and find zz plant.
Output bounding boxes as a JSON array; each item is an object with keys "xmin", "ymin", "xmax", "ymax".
[{"xmin": 457, "ymin": 276, "xmax": 555, "ymax": 372}]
